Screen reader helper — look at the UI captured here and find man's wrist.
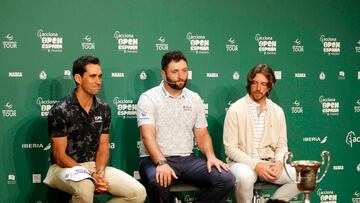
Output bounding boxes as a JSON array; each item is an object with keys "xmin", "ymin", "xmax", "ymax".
[
  {"xmin": 96, "ymin": 167, "xmax": 105, "ymax": 174},
  {"xmin": 156, "ymin": 159, "xmax": 168, "ymax": 166}
]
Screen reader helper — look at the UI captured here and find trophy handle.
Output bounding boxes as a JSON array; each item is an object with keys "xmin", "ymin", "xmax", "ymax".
[
  {"xmin": 317, "ymin": 150, "xmax": 331, "ymax": 183},
  {"xmin": 283, "ymin": 152, "xmax": 297, "ymax": 183}
]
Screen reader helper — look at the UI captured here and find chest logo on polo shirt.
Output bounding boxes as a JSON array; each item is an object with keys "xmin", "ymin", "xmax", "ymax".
[
  {"xmin": 183, "ymin": 105, "xmax": 192, "ymax": 112},
  {"xmin": 94, "ymin": 116, "xmax": 103, "ymax": 123}
]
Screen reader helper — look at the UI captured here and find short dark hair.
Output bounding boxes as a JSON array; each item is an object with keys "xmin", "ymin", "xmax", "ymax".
[
  {"xmin": 72, "ymin": 55, "xmax": 100, "ymax": 77},
  {"xmin": 246, "ymin": 64, "xmax": 276, "ymax": 97},
  {"xmin": 161, "ymin": 51, "xmax": 188, "ymax": 70},
  {"xmin": 72, "ymin": 55, "xmax": 100, "ymax": 84}
]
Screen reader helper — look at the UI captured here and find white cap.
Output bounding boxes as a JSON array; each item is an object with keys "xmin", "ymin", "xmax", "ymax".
[{"xmin": 61, "ymin": 166, "xmax": 96, "ymax": 184}]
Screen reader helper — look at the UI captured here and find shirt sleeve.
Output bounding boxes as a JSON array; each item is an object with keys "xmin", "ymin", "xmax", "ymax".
[
  {"xmin": 194, "ymin": 94, "xmax": 208, "ymax": 129},
  {"xmin": 47, "ymin": 105, "xmax": 67, "ymax": 138},
  {"xmin": 136, "ymin": 93, "xmax": 155, "ymax": 126}
]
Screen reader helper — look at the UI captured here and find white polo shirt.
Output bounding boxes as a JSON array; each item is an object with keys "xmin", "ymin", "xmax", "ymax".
[{"xmin": 137, "ymin": 81, "xmax": 208, "ymax": 157}]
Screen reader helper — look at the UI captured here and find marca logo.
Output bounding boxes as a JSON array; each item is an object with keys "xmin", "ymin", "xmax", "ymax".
[
  {"xmin": 292, "ymin": 38, "xmax": 304, "ymax": 53},
  {"xmin": 255, "ymin": 33, "xmax": 276, "ymax": 55},
  {"xmin": 3, "ymin": 33, "xmax": 17, "ymax": 48},
  {"xmin": 111, "ymin": 72, "xmax": 125, "ymax": 78},
  {"xmin": 319, "ymin": 96, "xmax": 339, "ymax": 116},
  {"xmin": 187, "ymin": 32, "xmax": 209, "ymax": 54},
  {"xmin": 155, "ymin": 36, "xmax": 169, "ymax": 51},
  {"xmin": 8, "ymin": 71, "xmax": 23, "ymax": 78},
  {"xmin": 317, "ymin": 188, "xmax": 337, "ymax": 203},
  {"xmin": 114, "ymin": 31, "xmax": 138, "ymax": 53},
  {"xmin": 36, "ymin": 97, "xmax": 58, "ymax": 117},
  {"xmin": 295, "ymin": 73, "xmax": 306, "ymax": 78},
  {"xmin": 206, "ymin": 73, "xmax": 219, "ymax": 78},
  {"xmin": 320, "ymin": 35, "xmax": 340, "ymax": 56},
  {"xmin": 291, "ymin": 100, "xmax": 303, "ymax": 114},
  {"xmin": 332, "ymin": 165, "xmax": 344, "ymax": 171},
  {"xmin": 345, "ymin": 131, "xmax": 360, "ymax": 148},
  {"xmin": 354, "ymin": 99, "xmax": 360, "ymax": 113},
  {"xmin": 81, "ymin": 35, "xmax": 95, "ymax": 50},
  {"xmin": 113, "ymin": 97, "xmax": 137, "ymax": 118},
  {"xmin": 357, "ymin": 163, "xmax": 360, "ymax": 172},
  {"xmin": 225, "ymin": 37, "xmax": 238, "ymax": 52},
  {"xmin": 37, "ymin": 29, "xmax": 63, "ymax": 52},
  {"xmin": 303, "ymin": 136, "xmax": 327, "ymax": 143},
  {"xmin": 202, "ymin": 100, "xmax": 209, "ymax": 117},
  {"xmin": 358, "ymin": 71, "xmax": 360, "ymax": 80},
  {"xmin": 354, "ymin": 40, "xmax": 360, "ymax": 53},
  {"xmin": 2, "ymin": 102, "xmax": 16, "ymax": 117}
]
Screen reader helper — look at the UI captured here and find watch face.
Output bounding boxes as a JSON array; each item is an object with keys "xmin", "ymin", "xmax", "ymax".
[{"xmin": 158, "ymin": 160, "xmax": 167, "ymax": 165}]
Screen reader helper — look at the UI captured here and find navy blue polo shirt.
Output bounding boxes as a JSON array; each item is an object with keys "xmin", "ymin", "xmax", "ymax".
[{"xmin": 47, "ymin": 89, "xmax": 111, "ymax": 164}]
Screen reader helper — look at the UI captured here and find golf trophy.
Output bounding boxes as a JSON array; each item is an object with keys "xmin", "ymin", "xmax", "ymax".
[{"xmin": 283, "ymin": 150, "xmax": 330, "ymax": 203}]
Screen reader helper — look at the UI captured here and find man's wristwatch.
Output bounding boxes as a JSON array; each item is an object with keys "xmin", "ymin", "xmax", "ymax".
[{"xmin": 156, "ymin": 159, "xmax": 168, "ymax": 166}]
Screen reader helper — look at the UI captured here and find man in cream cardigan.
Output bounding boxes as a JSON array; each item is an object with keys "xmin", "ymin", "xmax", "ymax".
[{"xmin": 223, "ymin": 64, "xmax": 299, "ymax": 203}]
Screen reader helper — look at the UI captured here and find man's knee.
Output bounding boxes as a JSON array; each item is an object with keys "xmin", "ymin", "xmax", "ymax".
[
  {"xmin": 221, "ymin": 172, "xmax": 236, "ymax": 191},
  {"xmin": 124, "ymin": 185, "xmax": 147, "ymax": 203},
  {"xmin": 71, "ymin": 179, "xmax": 95, "ymax": 203}
]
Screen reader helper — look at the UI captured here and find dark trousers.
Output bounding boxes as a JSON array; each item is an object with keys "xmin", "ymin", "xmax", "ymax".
[{"xmin": 139, "ymin": 154, "xmax": 235, "ymax": 203}]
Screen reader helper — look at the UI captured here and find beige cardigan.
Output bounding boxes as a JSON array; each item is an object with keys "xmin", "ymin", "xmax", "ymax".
[{"xmin": 223, "ymin": 95, "xmax": 288, "ymax": 169}]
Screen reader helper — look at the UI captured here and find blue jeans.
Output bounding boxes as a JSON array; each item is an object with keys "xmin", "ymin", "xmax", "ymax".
[{"xmin": 139, "ymin": 154, "xmax": 235, "ymax": 203}]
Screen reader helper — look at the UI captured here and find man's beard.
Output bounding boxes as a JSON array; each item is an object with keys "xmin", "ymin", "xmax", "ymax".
[{"xmin": 165, "ymin": 76, "xmax": 187, "ymax": 90}]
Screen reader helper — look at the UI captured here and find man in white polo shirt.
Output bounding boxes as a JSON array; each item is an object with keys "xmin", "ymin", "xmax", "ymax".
[
  {"xmin": 136, "ymin": 50, "xmax": 235, "ymax": 203},
  {"xmin": 223, "ymin": 64, "xmax": 299, "ymax": 203}
]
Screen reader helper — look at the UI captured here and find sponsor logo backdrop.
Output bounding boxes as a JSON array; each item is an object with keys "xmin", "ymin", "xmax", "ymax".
[{"xmin": 0, "ymin": 0, "xmax": 359, "ymax": 202}]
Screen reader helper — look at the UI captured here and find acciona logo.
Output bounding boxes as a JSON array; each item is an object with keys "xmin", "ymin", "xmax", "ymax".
[
  {"xmin": 187, "ymin": 32, "xmax": 209, "ymax": 54},
  {"xmin": 320, "ymin": 35, "xmax": 340, "ymax": 56},
  {"xmin": 36, "ymin": 97, "xmax": 58, "ymax": 117},
  {"xmin": 319, "ymin": 96, "xmax": 339, "ymax": 116},
  {"xmin": 345, "ymin": 131, "xmax": 360, "ymax": 148},
  {"xmin": 255, "ymin": 33, "xmax": 276, "ymax": 55},
  {"xmin": 114, "ymin": 31, "xmax": 138, "ymax": 53},
  {"xmin": 113, "ymin": 97, "xmax": 137, "ymax": 118},
  {"xmin": 37, "ymin": 29, "xmax": 63, "ymax": 52},
  {"xmin": 317, "ymin": 188, "xmax": 338, "ymax": 203}
]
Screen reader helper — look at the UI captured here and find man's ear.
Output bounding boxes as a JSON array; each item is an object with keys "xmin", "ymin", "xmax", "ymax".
[
  {"xmin": 161, "ymin": 70, "xmax": 166, "ymax": 80},
  {"xmin": 74, "ymin": 74, "xmax": 82, "ymax": 85}
]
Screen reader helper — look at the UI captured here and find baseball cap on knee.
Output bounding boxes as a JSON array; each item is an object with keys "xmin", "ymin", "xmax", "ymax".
[{"xmin": 61, "ymin": 166, "xmax": 96, "ymax": 184}]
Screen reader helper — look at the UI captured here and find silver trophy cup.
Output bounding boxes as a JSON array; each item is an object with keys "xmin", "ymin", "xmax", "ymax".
[{"xmin": 283, "ymin": 151, "xmax": 330, "ymax": 203}]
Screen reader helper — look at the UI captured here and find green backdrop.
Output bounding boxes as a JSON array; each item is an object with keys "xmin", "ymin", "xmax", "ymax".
[{"xmin": 0, "ymin": 0, "xmax": 359, "ymax": 202}]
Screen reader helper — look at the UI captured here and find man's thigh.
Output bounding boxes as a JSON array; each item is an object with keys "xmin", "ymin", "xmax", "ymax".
[{"xmin": 174, "ymin": 155, "xmax": 231, "ymax": 187}]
